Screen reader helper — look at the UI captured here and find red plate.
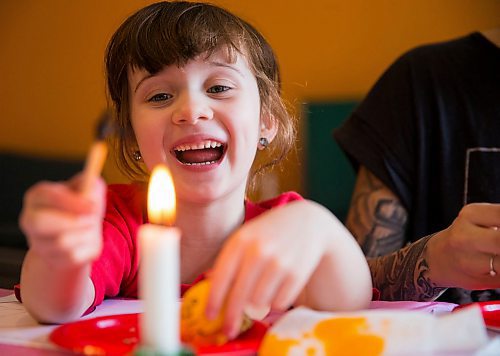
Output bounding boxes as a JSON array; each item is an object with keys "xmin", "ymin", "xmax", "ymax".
[
  {"xmin": 453, "ymin": 301, "xmax": 500, "ymax": 332},
  {"xmin": 50, "ymin": 313, "xmax": 267, "ymax": 355}
]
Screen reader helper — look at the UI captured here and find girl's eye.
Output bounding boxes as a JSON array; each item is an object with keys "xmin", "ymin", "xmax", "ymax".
[
  {"xmin": 207, "ymin": 85, "xmax": 230, "ymax": 94},
  {"xmin": 148, "ymin": 93, "xmax": 172, "ymax": 103}
]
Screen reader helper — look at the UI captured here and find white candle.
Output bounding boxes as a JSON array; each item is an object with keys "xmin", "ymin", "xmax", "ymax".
[
  {"xmin": 138, "ymin": 164, "xmax": 180, "ymax": 354},
  {"xmin": 139, "ymin": 224, "xmax": 180, "ymax": 353}
]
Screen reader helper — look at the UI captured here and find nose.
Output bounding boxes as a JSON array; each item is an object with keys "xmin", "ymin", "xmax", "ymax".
[{"xmin": 171, "ymin": 91, "xmax": 213, "ymax": 125}]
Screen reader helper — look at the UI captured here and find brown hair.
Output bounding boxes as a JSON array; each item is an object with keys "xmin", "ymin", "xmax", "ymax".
[{"xmin": 105, "ymin": 1, "xmax": 295, "ymax": 191}]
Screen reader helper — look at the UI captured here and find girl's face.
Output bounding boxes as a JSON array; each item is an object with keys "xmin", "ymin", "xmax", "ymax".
[{"xmin": 128, "ymin": 51, "xmax": 275, "ymax": 204}]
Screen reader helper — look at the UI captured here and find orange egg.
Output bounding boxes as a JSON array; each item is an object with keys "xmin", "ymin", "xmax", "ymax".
[{"xmin": 180, "ymin": 280, "xmax": 253, "ymax": 347}]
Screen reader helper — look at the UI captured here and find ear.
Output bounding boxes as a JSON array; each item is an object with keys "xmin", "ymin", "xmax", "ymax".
[{"xmin": 259, "ymin": 112, "xmax": 278, "ymax": 148}]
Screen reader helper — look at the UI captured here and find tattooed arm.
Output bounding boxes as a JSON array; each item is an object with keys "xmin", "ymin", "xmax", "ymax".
[
  {"xmin": 367, "ymin": 235, "xmax": 446, "ymax": 301},
  {"xmin": 345, "ymin": 166, "xmax": 408, "ymax": 258},
  {"xmin": 346, "ymin": 166, "xmax": 446, "ymax": 301}
]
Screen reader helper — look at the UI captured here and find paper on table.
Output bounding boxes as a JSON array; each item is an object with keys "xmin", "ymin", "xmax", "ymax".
[
  {"xmin": 0, "ymin": 294, "xmax": 144, "ymax": 350},
  {"xmin": 0, "ymin": 293, "xmax": 59, "ymax": 350},
  {"xmin": 259, "ymin": 305, "xmax": 490, "ymax": 355}
]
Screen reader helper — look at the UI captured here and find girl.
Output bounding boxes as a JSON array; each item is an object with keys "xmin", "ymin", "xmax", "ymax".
[{"xmin": 19, "ymin": 1, "xmax": 372, "ymax": 338}]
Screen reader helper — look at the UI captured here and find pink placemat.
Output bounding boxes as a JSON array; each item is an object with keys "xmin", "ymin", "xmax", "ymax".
[
  {"xmin": 0, "ymin": 289, "xmax": 13, "ymax": 298},
  {"xmin": 0, "ymin": 343, "xmax": 73, "ymax": 355},
  {"xmin": 369, "ymin": 300, "xmax": 457, "ymax": 314}
]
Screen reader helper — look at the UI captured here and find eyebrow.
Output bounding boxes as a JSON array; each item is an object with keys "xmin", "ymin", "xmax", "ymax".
[
  {"xmin": 134, "ymin": 73, "xmax": 154, "ymax": 93},
  {"xmin": 209, "ymin": 60, "xmax": 244, "ymax": 77}
]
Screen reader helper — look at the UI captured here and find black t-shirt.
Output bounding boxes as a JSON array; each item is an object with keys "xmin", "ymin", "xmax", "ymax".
[{"xmin": 334, "ymin": 32, "xmax": 500, "ymax": 303}]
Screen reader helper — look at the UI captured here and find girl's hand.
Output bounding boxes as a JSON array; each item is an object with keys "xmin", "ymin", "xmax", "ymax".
[
  {"xmin": 19, "ymin": 175, "xmax": 106, "ymax": 269},
  {"xmin": 426, "ymin": 203, "xmax": 500, "ymax": 290},
  {"xmin": 206, "ymin": 200, "xmax": 371, "ymax": 339}
]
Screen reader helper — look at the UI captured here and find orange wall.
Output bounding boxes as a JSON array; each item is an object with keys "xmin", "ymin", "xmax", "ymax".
[{"xmin": 1, "ymin": 0, "xmax": 499, "ymax": 193}]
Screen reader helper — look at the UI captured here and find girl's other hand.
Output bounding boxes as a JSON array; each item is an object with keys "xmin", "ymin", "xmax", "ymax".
[
  {"xmin": 206, "ymin": 200, "xmax": 369, "ymax": 339},
  {"xmin": 19, "ymin": 175, "xmax": 106, "ymax": 269}
]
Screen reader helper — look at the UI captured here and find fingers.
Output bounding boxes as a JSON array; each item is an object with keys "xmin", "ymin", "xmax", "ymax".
[
  {"xmin": 70, "ymin": 174, "xmax": 107, "ymax": 205},
  {"xmin": 431, "ymin": 223, "xmax": 500, "ymax": 289},
  {"xmin": 21, "ymin": 175, "xmax": 105, "ymax": 224},
  {"xmin": 248, "ymin": 259, "xmax": 286, "ymax": 308},
  {"xmin": 458, "ymin": 203, "xmax": 500, "ymax": 229},
  {"xmin": 272, "ymin": 270, "xmax": 310, "ymax": 311},
  {"xmin": 469, "ymin": 226, "xmax": 500, "ymax": 255},
  {"xmin": 455, "ymin": 252, "xmax": 500, "ymax": 289},
  {"xmin": 24, "ymin": 175, "xmax": 105, "ymax": 211},
  {"xmin": 21, "ymin": 208, "xmax": 96, "ymax": 238},
  {"xmin": 21, "ymin": 181, "xmax": 95, "ymax": 233},
  {"xmin": 19, "ymin": 176, "xmax": 106, "ymax": 269},
  {"xmin": 206, "ymin": 236, "xmax": 244, "ymax": 320},
  {"xmin": 217, "ymin": 255, "xmax": 311, "ymax": 339},
  {"xmin": 29, "ymin": 226, "xmax": 102, "ymax": 268},
  {"xmin": 207, "ymin": 233, "xmax": 292, "ymax": 339},
  {"xmin": 221, "ymin": 244, "xmax": 268, "ymax": 338},
  {"xmin": 208, "ymin": 235, "xmax": 315, "ymax": 339},
  {"xmin": 448, "ymin": 210, "xmax": 500, "ymax": 255}
]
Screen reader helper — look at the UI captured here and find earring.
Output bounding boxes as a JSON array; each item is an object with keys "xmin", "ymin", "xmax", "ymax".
[
  {"xmin": 258, "ymin": 137, "xmax": 269, "ymax": 150},
  {"xmin": 133, "ymin": 150, "xmax": 142, "ymax": 161}
]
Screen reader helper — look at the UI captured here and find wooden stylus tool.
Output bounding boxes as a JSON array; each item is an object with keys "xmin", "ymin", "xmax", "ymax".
[{"xmin": 80, "ymin": 110, "xmax": 113, "ymax": 195}]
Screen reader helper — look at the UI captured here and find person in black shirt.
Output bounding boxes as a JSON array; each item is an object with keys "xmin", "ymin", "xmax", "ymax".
[{"xmin": 334, "ymin": 29, "xmax": 500, "ymax": 304}]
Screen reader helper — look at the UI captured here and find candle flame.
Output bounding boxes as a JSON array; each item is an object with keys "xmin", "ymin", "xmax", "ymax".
[{"xmin": 148, "ymin": 164, "xmax": 176, "ymax": 226}]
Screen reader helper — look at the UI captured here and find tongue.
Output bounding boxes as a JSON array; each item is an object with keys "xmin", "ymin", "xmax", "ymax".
[{"xmin": 177, "ymin": 148, "xmax": 222, "ymax": 164}]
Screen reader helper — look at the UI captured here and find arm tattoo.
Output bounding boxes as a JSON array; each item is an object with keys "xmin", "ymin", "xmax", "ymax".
[
  {"xmin": 363, "ymin": 199, "xmax": 407, "ymax": 256},
  {"xmin": 347, "ymin": 167, "xmax": 407, "ymax": 257},
  {"xmin": 369, "ymin": 234, "xmax": 447, "ymax": 301}
]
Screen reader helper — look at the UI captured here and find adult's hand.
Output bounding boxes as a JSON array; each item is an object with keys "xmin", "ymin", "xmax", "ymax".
[{"xmin": 426, "ymin": 203, "xmax": 500, "ymax": 290}]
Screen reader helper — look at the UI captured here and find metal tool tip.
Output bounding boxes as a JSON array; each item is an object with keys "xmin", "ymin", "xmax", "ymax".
[{"xmin": 95, "ymin": 110, "xmax": 114, "ymax": 141}]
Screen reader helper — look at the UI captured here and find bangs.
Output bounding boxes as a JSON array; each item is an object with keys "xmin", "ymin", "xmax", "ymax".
[{"xmin": 124, "ymin": 3, "xmax": 245, "ymax": 74}]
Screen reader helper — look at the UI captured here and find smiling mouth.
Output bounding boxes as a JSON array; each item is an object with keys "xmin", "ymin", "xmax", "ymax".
[{"xmin": 173, "ymin": 140, "xmax": 226, "ymax": 165}]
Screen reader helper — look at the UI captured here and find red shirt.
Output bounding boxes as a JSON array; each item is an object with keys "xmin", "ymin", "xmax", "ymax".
[{"xmin": 89, "ymin": 184, "xmax": 303, "ymax": 311}]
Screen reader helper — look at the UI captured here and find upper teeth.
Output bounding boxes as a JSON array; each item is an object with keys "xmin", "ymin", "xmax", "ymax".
[{"xmin": 174, "ymin": 140, "xmax": 222, "ymax": 151}]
